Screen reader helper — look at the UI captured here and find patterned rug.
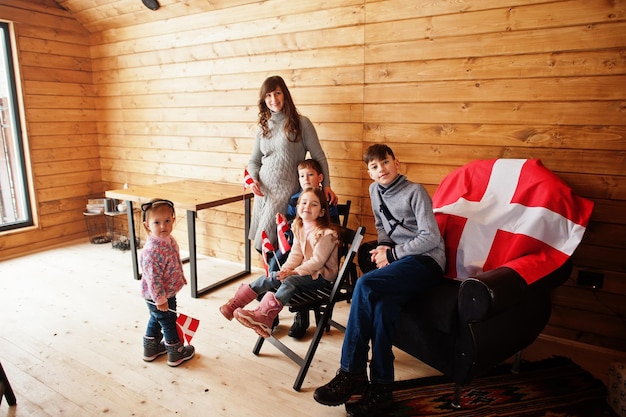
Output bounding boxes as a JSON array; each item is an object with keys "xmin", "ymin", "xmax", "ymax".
[{"xmin": 374, "ymin": 356, "xmax": 618, "ymax": 417}]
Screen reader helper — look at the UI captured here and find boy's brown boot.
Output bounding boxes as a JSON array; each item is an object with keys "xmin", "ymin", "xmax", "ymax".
[
  {"xmin": 288, "ymin": 310, "xmax": 310, "ymax": 339},
  {"xmin": 345, "ymin": 382, "xmax": 393, "ymax": 417},
  {"xmin": 313, "ymin": 369, "xmax": 368, "ymax": 406}
]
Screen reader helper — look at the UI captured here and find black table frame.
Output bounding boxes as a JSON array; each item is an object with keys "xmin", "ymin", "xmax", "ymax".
[{"xmin": 123, "ymin": 197, "xmax": 251, "ymax": 298}]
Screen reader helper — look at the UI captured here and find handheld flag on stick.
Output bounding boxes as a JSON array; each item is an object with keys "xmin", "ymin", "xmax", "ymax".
[
  {"xmin": 145, "ymin": 301, "xmax": 200, "ymax": 345},
  {"xmin": 276, "ymin": 213, "xmax": 291, "ymax": 254},
  {"xmin": 243, "ymin": 168, "xmax": 254, "ymax": 191},
  {"xmin": 176, "ymin": 313, "xmax": 200, "ymax": 345},
  {"xmin": 261, "ymin": 230, "xmax": 276, "ymax": 276}
]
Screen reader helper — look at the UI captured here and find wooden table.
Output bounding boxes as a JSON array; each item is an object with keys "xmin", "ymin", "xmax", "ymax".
[{"xmin": 106, "ymin": 180, "xmax": 253, "ymax": 298}]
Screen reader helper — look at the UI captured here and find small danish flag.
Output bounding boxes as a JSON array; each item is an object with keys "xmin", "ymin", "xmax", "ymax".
[
  {"xmin": 176, "ymin": 313, "xmax": 200, "ymax": 345},
  {"xmin": 276, "ymin": 213, "xmax": 292, "ymax": 254},
  {"xmin": 243, "ymin": 168, "xmax": 254, "ymax": 191},
  {"xmin": 261, "ymin": 230, "xmax": 275, "ymax": 276}
]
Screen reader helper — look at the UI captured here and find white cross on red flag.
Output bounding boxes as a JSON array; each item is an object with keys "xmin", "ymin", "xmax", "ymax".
[
  {"xmin": 176, "ymin": 313, "xmax": 200, "ymax": 345},
  {"xmin": 261, "ymin": 230, "xmax": 275, "ymax": 276},
  {"xmin": 243, "ymin": 168, "xmax": 254, "ymax": 191},
  {"xmin": 276, "ymin": 213, "xmax": 291, "ymax": 254},
  {"xmin": 432, "ymin": 159, "xmax": 593, "ymax": 284}
]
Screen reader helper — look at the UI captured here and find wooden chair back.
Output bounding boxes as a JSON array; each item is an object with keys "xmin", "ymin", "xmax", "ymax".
[{"xmin": 336, "ymin": 200, "xmax": 351, "ymax": 227}]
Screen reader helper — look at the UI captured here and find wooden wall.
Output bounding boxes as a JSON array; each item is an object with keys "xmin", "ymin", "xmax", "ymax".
[
  {"xmin": 360, "ymin": 0, "xmax": 626, "ymax": 352},
  {"xmin": 0, "ymin": 0, "xmax": 98, "ymax": 258},
  {"xmin": 89, "ymin": 0, "xmax": 366, "ymax": 263},
  {"xmin": 1, "ymin": 0, "xmax": 624, "ymax": 351}
]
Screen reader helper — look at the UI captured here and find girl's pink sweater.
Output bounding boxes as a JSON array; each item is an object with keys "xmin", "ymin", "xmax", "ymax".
[{"xmin": 140, "ymin": 235, "xmax": 186, "ymax": 305}]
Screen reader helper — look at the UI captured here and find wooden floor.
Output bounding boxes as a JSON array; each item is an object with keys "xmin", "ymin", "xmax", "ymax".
[{"xmin": 1, "ymin": 241, "xmax": 624, "ymax": 416}]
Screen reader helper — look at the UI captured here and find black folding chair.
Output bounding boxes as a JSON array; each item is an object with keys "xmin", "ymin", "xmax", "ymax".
[
  {"xmin": 336, "ymin": 200, "xmax": 351, "ymax": 227},
  {"xmin": 252, "ymin": 226, "xmax": 365, "ymax": 391},
  {"xmin": 0, "ymin": 361, "xmax": 16, "ymax": 406}
]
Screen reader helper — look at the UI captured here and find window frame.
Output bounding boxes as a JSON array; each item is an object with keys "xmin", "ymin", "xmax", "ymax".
[{"xmin": 0, "ymin": 20, "xmax": 35, "ymax": 233}]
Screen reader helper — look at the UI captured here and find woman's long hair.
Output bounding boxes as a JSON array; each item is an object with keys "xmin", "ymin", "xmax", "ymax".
[{"xmin": 258, "ymin": 75, "xmax": 301, "ymax": 142}]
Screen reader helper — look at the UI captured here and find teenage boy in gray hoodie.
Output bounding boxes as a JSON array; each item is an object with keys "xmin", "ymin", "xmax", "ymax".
[{"xmin": 313, "ymin": 144, "xmax": 446, "ymax": 417}]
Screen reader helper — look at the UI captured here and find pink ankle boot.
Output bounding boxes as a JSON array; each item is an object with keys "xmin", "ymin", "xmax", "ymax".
[
  {"xmin": 234, "ymin": 292, "xmax": 283, "ymax": 338},
  {"xmin": 219, "ymin": 284, "xmax": 257, "ymax": 320}
]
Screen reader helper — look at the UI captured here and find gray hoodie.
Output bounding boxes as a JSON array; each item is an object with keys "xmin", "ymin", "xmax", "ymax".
[{"xmin": 369, "ymin": 174, "xmax": 446, "ymax": 271}]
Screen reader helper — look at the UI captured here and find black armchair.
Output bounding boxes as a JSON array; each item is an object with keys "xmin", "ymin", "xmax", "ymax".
[{"xmin": 393, "ymin": 260, "xmax": 571, "ymax": 407}]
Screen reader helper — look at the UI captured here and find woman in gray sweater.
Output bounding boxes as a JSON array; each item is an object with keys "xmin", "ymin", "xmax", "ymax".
[{"xmin": 247, "ymin": 75, "xmax": 336, "ymax": 252}]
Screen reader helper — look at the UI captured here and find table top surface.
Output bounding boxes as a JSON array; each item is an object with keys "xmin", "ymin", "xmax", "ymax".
[{"xmin": 105, "ymin": 180, "xmax": 253, "ymax": 212}]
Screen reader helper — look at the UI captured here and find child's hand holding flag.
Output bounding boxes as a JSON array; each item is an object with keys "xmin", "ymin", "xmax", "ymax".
[
  {"xmin": 146, "ymin": 301, "xmax": 200, "ymax": 346},
  {"xmin": 261, "ymin": 230, "xmax": 276, "ymax": 276},
  {"xmin": 243, "ymin": 168, "xmax": 254, "ymax": 191},
  {"xmin": 276, "ymin": 213, "xmax": 291, "ymax": 254}
]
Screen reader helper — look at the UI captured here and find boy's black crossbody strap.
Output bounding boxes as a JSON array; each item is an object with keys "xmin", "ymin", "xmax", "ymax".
[{"xmin": 377, "ymin": 189, "xmax": 405, "ymax": 237}]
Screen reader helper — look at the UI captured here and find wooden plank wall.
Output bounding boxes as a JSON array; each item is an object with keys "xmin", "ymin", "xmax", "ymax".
[
  {"xmin": 360, "ymin": 0, "xmax": 626, "ymax": 351},
  {"xmin": 0, "ymin": 1, "xmax": 98, "ymax": 258},
  {"xmin": 1, "ymin": 0, "xmax": 624, "ymax": 350},
  {"xmin": 88, "ymin": 0, "xmax": 366, "ymax": 264}
]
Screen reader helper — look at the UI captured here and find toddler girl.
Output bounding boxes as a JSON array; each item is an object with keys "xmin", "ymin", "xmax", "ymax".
[{"xmin": 141, "ymin": 198, "xmax": 195, "ymax": 366}]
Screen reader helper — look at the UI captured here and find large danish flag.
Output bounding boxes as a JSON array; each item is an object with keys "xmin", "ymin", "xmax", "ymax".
[{"xmin": 432, "ymin": 159, "xmax": 593, "ymax": 284}]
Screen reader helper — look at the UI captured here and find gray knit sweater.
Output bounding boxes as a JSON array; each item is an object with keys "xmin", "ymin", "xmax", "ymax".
[
  {"xmin": 248, "ymin": 111, "xmax": 331, "ymax": 251},
  {"xmin": 369, "ymin": 174, "xmax": 446, "ymax": 271}
]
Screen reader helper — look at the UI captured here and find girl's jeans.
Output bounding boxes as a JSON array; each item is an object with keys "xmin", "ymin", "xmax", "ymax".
[
  {"xmin": 145, "ymin": 297, "xmax": 179, "ymax": 343},
  {"xmin": 340, "ymin": 255, "xmax": 443, "ymax": 384},
  {"xmin": 249, "ymin": 271, "xmax": 332, "ymax": 305}
]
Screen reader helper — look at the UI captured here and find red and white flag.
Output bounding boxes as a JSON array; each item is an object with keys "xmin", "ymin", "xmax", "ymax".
[
  {"xmin": 243, "ymin": 168, "xmax": 254, "ymax": 191},
  {"xmin": 276, "ymin": 213, "xmax": 291, "ymax": 253},
  {"xmin": 433, "ymin": 159, "xmax": 593, "ymax": 284},
  {"xmin": 261, "ymin": 230, "xmax": 275, "ymax": 276},
  {"xmin": 176, "ymin": 313, "xmax": 200, "ymax": 345}
]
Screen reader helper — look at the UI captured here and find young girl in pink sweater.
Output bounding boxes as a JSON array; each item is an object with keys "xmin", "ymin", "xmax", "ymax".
[
  {"xmin": 140, "ymin": 199, "xmax": 194, "ymax": 366},
  {"xmin": 220, "ymin": 187, "xmax": 340, "ymax": 338}
]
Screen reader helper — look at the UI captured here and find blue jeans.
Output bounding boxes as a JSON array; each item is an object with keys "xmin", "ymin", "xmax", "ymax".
[
  {"xmin": 249, "ymin": 271, "xmax": 332, "ymax": 305},
  {"xmin": 340, "ymin": 255, "xmax": 443, "ymax": 384},
  {"xmin": 145, "ymin": 297, "xmax": 179, "ymax": 343},
  {"xmin": 268, "ymin": 250, "xmax": 290, "ymax": 273}
]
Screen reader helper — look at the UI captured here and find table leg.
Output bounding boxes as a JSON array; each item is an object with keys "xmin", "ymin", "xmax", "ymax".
[
  {"xmin": 126, "ymin": 201, "xmax": 140, "ymax": 280},
  {"xmin": 245, "ymin": 197, "xmax": 251, "ymax": 273},
  {"xmin": 187, "ymin": 210, "xmax": 198, "ymax": 297},
  {"xmin": 189, "ymin": 196, "xmax": 252, "ymax": 298}
]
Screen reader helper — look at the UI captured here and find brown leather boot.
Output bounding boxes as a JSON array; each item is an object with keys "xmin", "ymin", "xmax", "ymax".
[
  {"xmin": 345, "ymin": 382, "xmax": 393, "ymax": 417},
  {"xmin": 313, "ymin": 369, "xmax": 368, "ymax": 406}
]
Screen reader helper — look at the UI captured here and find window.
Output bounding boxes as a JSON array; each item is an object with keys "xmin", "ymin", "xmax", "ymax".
[{"xmin": 0, "ymin": 21, "xmax": 33, "ymax": 232}]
